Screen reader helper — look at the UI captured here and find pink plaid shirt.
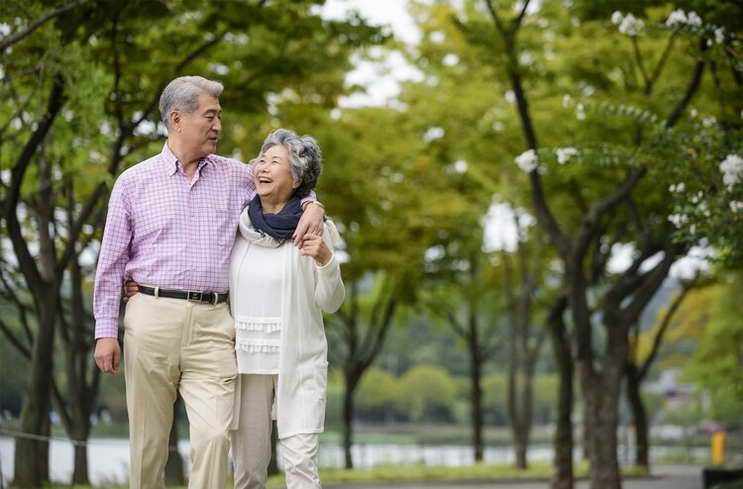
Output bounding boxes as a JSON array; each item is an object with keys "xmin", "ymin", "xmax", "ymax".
[{"xmin": 93, "ymin": 143, "xmax": 313, "ymax": 339}]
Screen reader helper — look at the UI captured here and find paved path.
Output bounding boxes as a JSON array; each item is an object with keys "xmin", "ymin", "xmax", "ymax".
[{"xmin": 325, "ymin": 465, "xmax": 702, "ymax": 489}]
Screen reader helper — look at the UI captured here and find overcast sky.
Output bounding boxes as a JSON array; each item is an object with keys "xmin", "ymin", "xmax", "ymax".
[{"xmin": 320, "ymin": 0, "xmax": 423, "ymax": 106}]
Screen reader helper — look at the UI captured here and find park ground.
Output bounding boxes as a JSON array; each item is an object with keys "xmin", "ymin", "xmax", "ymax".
[{"xmin": 323, "ymin": 465, "xmax": 702, "ymax": 489}]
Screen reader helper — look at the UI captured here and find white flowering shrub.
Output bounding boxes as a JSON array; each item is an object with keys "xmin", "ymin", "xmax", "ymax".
[
  {"xmin": 514, "ymin": 149, "xmax": 539, "ymax": 173},
  {"xmin": 611, "ymin": 11, "xmax": 645, "ymax": 36},
  {"xmin": 720, "ymin": 154, "xmax": 743, "ymax": 190},
  {"xmin": 556, "ymin": 147, "xmax": 578, "ymax": 164},
  {"xmin": 668, "ymin": 213, "xmax": 689, "ymax": 228},
  {"xmin": 661, "ymin": 118, "xmax": 743, "ymax": 266},
  {"xmin": 613, "ymin": 8, "xmax": 727, "ymax": 48},
  {"xmin": 618, "ymin": 14, "xmax": 644, "ymax": 36},
  {"xmin": 664, "ymin": 9, "xmax": 687, "ymax": 27}
]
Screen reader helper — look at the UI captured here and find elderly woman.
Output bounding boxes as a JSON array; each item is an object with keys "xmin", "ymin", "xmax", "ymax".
[{"xmin": 229, "ymin": 128, "xmax": 344, "ymax": 489}]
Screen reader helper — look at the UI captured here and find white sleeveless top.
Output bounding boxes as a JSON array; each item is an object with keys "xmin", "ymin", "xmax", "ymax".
[{"xmin": 233, "ymin": 236, "xmax": 285, "ymax": 374}]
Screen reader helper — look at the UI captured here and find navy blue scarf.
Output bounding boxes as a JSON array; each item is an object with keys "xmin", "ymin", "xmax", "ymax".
[{"xmin": 248, "ymin": 194, "xmax": 302, "ymax": 241}]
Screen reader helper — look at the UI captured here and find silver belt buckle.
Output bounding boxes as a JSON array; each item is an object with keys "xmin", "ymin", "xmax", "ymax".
[{"xmin": 187, "ymin": 291, "xmax": 202, "ymax": 303}]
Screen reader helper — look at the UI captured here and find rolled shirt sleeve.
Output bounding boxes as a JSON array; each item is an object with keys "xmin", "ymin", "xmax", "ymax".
[
  {"xmin": 301, "ymin": 190, "xmax": 317, "ymax": 207},
  {"xmin": 93, "ymin": 176, "xmax": 132, "ymax": 339}
]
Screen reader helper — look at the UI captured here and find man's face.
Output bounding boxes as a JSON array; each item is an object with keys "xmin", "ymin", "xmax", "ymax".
[{"xmin": 176, "ymin": 93, "xmax": 222, "ymax": 157}]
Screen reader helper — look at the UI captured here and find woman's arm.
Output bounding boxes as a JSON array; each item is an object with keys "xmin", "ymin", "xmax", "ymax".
[
  {"xmin": 299, "ymin": 220, "xmax": 345, "ymax": 313},
  {"xmin": 313, "ymin": 252, "xmax": 345, "ymax": 313}
]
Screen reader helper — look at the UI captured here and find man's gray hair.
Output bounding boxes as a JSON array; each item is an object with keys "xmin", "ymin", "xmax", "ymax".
[
  {"xmin": 256, "ymin": 129, "xmax": 322, "ymax": 198},
  {"xmin": 159, "ymin": 76, "xmax": 223, "ymax": 128}
]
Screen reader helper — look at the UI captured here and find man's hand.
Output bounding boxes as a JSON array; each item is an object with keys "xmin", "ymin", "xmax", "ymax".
[
  {"xmin": 94, "ymin": 338, "xmax": 121, "ymax": 374},
  {"xmin": 124, "ymin": 280, "xmax": 139, "ymax": 299},
  {"xmin": 299, "ymin": 233, "xmax": 332, "ymax": 265},
  {"xmin": 294, "ymin": 202, "xmax": 325, "ymax": 246}
]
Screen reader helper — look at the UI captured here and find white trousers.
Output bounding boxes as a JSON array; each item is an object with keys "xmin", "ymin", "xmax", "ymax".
[{"xmin": 230, "ymin": 374, "xmax": 321, "ymax": 489}]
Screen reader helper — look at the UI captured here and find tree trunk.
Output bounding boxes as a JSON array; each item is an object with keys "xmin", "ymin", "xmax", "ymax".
[
  {"xmin": 507, "ymin": 350, "xmax": 536, "ymax": 470},
  {"xmin": 514, "ymin": 429, "xmax": 528, "ymax": 469},
  {"xmin": 584, "ymin": 347, "xmax": 626, "ymax": 489},
  {"xmin": 342, "ymin": 371, "xmax": 360, "ymax": 469},
  {"xmin": 13, "ymin": 296, "xmax": 56, "ymax": 488},
  {"xmin": 507, "ymin": 320, "xmax": 522, "ymax": 469},
  {"xmin": 71, "ymin": 443, "xmax": 88, "ymax": 485},
  {"xmin": 588, "ymin": 396, "xmax": 622, "ymax": 489},
  {"xmin": 67, "ymin": 254, "xmax": 98, "ymax": 486},
  {"xmin": 165, "ymin": 399, "xmax": 185, "ymax": 486},
  {"xmin": 517, "ymin": 363, "xmax": 537, "ymax": 470},
  {"xmin": 550, "ymin": 309, "xmax": 574, "ymax": 489},
  {"xmin": 508, "ymin": 370, "xmax": 534, "ymax": 470},
  {"xmin": 625, "ymin": 365, "xmax": 649, "ymax": 471},
  {"xmin": 468, "ymin": 332, "xmax": 484, "ymax": 462},
  {"xmin": 581, "ymin": 395, "xmax": 592, "ymax": 463},
  {"xmin": 68, "ymin": 407, "xmax": 91, "ymax": 484}
]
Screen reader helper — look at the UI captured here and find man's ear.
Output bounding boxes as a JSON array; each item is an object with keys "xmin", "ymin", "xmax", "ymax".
[{"xmin": 170, "ymin": 110, "xmax": 180, "ymax": 132}]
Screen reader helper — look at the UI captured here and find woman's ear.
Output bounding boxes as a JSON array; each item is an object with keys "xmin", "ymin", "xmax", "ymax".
[{"xmin": 293, "ymin": 178, "xmax": 301, "ymax": 189}]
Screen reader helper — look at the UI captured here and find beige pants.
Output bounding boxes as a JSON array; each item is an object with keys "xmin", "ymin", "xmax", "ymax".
[
  {"xmin": 123, "ymin": 293, "xmax": 237, "ymax": 489},
  {"xmin": 231, "ymin": 374, "xmax": 321, "ymax": 489}
]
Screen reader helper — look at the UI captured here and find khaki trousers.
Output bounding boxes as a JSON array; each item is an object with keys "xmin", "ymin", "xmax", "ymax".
[
  {"xmin": 123, "ymin": 293, "xmax": 237, "ymax": 489},
  {"xmin": 231, "ymin": 374, "xmax": 321, "ymax": 489}
]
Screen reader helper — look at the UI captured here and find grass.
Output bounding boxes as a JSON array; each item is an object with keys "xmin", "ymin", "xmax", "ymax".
[
  {"xmin": 264, "ymin": 461, "xmax": 649, "ymax": 488},
  {"xmin": 36, "ymin": 461, "xmax": 651, "ymax": 488}
]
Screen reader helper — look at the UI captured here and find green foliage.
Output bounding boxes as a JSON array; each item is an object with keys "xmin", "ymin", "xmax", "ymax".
[
  {"xmin": 684, "ymin": 272, "xmax": 743, "ymax": 428},
  {"xmin": 398, "ymin": 364, "xmax": 458, "ymax": 423},
  {"xmin": 355, "ymin": 367, "xmax": 403, "ymax": 421}
]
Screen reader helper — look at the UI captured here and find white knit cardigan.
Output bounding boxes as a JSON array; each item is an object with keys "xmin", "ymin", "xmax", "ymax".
[{"xmin": 229, "ymin": 208, "xmax": 345, "ymax": 438}]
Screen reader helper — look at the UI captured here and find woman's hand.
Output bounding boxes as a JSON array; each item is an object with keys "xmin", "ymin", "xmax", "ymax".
[
  {"xmin": 122, "ymin": 280, "xmax": 139, "ymax": 301},
  {"xmin": 299, "ymin": 233, "xmax": 332, "ymax": 266},
  {"xmin": 294, "ymin": 202, "xmax": 325, "ymax": 246}
]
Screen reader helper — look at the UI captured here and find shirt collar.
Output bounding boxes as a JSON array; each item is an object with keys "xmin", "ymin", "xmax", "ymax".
[{"xmin": 160, "ymin": 142, "xmax": 210, "ymax": 176}]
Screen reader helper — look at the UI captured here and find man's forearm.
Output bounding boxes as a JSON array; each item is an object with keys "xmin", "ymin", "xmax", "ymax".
[{"xmin": 300, "ymin": 190, "xmax": 319, "ymax": 209}]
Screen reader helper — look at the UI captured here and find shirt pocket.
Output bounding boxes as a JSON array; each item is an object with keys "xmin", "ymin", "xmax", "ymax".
[{"xmin": 207, "ymin": 205, "xmax": 235, "ymax": 247}]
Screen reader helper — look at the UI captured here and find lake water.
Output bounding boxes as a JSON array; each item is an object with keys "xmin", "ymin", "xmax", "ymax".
[{"xmin": 0, "ymin": 437, "xmax": 709, "ymax": 485}]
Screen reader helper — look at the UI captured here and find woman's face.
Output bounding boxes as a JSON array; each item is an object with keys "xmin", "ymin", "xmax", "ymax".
[{"xmin": 254, "ymin": 144, "xmax": 300, "ymax": 202}]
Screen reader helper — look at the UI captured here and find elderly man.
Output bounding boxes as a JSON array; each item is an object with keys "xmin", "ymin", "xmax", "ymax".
[{"xmin": 93, "ymin": 75, "xmax": 324, "ymax": 489}]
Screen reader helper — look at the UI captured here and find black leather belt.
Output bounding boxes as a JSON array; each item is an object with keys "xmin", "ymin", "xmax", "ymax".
[{"xmin": 139, "ymin": 286, "xmax": 228, "ymax": 305}]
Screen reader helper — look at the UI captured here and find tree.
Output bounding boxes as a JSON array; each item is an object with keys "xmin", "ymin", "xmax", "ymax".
[
  {"xmin": 0, "ymin": 1, "xmax": 386, "ymax": 484},
  {"xmin": 422, "ymin": 242, "xmax": 502, "ymax": 461},
  {"xmin": 625, "ymin": 276, "xmax": 705, "ymax": 470},
  {"xmin": 453, "ymin": 2, "xmax": 740, "ymax": 487},
  {"xmin": 317, "ymin": 106, "xmax": 472, "ymax": 468},
  {"xmin": 500, "ymin": 208, "xmax": 555, "ymax": 470}
]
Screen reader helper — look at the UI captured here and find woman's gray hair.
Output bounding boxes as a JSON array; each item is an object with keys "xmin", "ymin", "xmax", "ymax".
[
  {"xmin": 159, "ymin": 76, "xmax": 223, "ymax": 128},
  {"xmin": 256, "ymin": 129, "xmax": 322, "ymax": 198}
]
